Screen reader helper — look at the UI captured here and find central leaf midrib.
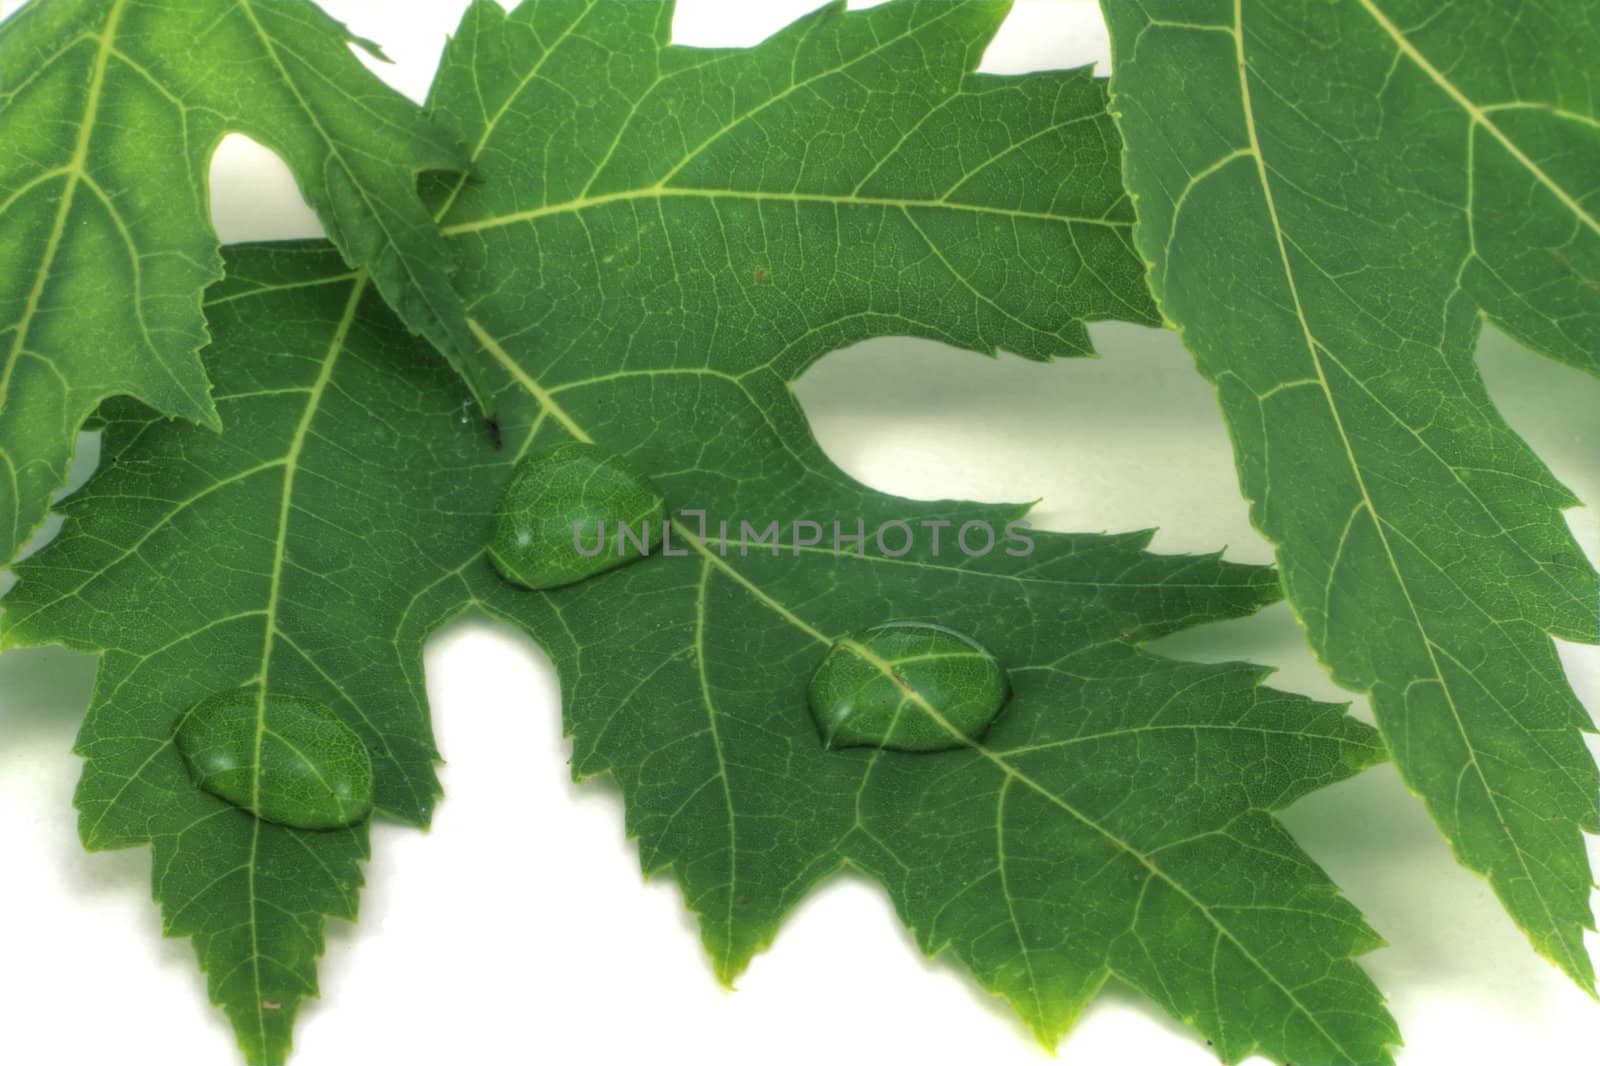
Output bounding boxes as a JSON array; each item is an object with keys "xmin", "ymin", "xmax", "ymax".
[
  {"xmin": 431, "ymin": 2, "xmax": 1075, "ymax": 243},
  {"xmin": 241, "ymin": 272, "xmax": 367, "ymax": 1052},
  {"xmin": 439, "ymin": 183, "xmax": 1128, "ymax": 238},
  {"xmin": 252, "ymin": 275, "xmax": 365, "ymax": 773},
  {"xmin": 704, "ymin": 533, "xmax": 1253, "ymax": 593}
]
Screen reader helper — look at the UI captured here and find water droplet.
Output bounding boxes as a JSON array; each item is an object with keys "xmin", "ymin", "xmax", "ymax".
[
  {"xmin": 488, "ymin": 441, "xmax": 667, "ymax": 590},
  {"xmin": 807, "ymin": 621, "xmax": 1008, "ymax": 752},
  {"xmin": 175, "ymin": 689, "xmax": 374, "ymax": 830}
]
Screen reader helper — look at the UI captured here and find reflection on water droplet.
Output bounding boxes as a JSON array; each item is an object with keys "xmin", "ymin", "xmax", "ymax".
[
  {"xmin": 175, "ymin": 689, "xmax": 374, "ymax": 830},
  {"xmin": 808, "ymin": 621, "xmax": 1008, "ymax": 752},
  {"xmin": 488, "ymin": 441, "xmax": 667, "ymax": 590}
]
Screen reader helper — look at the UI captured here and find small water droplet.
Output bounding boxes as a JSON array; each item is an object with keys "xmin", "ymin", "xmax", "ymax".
[
  {"xmin": 807, "ymin": 621, "xmax": 1008, "ymax": 752},
  {"xmin": 488, "ymin": 441, "xmax": 666, "ymax": 590},
  {"xmin": 175, "ymin": 689, "xmax": 374, "ymax": 830}
]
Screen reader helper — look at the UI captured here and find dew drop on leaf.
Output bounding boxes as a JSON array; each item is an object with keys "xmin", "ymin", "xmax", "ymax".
[
  {"xmin": 488, "ymin": 441, "xmax": 667, "ymax": 590},
  {"xmin": 175, "ymin": 689, "xmax": 375, "ymax": 830},
  {"xmin": 807, "ymin": 621, "xmax": 1009, "ymax": 752}
]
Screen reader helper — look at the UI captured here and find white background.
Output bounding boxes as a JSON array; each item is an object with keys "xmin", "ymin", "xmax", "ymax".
[{"xmin": 1, "ymin": 2, "xmax": 1597, "ymax": 1064}]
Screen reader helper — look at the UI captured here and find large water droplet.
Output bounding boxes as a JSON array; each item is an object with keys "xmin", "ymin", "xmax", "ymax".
[
  {"xmin": 488, "ymin": 441, "xmax": 667, "ymax": 590},
  {"xmin": 807, "ymin": 621, "xmax": 1008, "ymax": 752},
  {"xmin": 175, "ymin": 689, "xmax": 374, "ymax": 830}
]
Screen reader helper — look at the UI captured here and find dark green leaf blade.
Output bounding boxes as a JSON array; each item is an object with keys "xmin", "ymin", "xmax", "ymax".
[
  {"xmin": 5, "ymin": 1, "xmax": 1401, "ymax": 1061},
  {"xmin": 426, "ymin": 0, "xmax": 1157, "ymax": 371},
  {"xmin": 0, "ymin": 0, "xmax": 473, "ymax": 567},
  {"xmin": 7, "ymin": 235, "xmax": 1397, "ymax": 1065},
  {"xmin": 419, "ymin": 1, "xmax": 1394, "ymax": 1058},
  {"xmin": 1103, "ymin": 0, "xmax": 1600, "ymax": 986},
  {"xmin": 1, "ymin": 245, "xmax": 483, "ymax": 1065}
]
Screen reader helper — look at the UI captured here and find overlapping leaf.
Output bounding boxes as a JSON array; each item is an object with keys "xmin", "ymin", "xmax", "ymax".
[
  {"xmin": 4, "ymin": 2, "xmax": 1401, "ymax": 1063},
  {"xmin": 0, "ymin": 0, "xmax": 475, "ymax": 568},
  {"xmin": 1103, "ymin": 0, "xmax": 1600, "ymax": 985}
]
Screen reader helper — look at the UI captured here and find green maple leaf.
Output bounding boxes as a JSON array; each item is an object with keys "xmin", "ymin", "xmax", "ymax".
[
  {"xmin": 1103, "ymin": 0, "xmax": 1600, "ymax": 985},
  {"xmin": 5, "ymin": 244, "xmax": 1399, "ymax": 1064},
  {"xmin": 0, "ymin": 0, "xmax": 476, "ymax": 569},
  {"xmin": 3, "ymin": 2, "xmax": 1400, "ymax": 1062}
]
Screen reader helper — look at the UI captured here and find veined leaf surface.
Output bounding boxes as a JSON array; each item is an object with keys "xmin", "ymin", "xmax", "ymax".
[
  {"xmin": 4, "ymin": 2, "xmax": 1399, "ymax": 1063},
  {"xmin": 5, "ymin": 237, "xmax": 1398, "ymax": 1064},
  {"xmin": 1104, "ymin": 0, "xmax": 1600, "ymax": 985},
  {"xmin": 0, "ymin": 0, "xmax": 473, "ymax": 567}
]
